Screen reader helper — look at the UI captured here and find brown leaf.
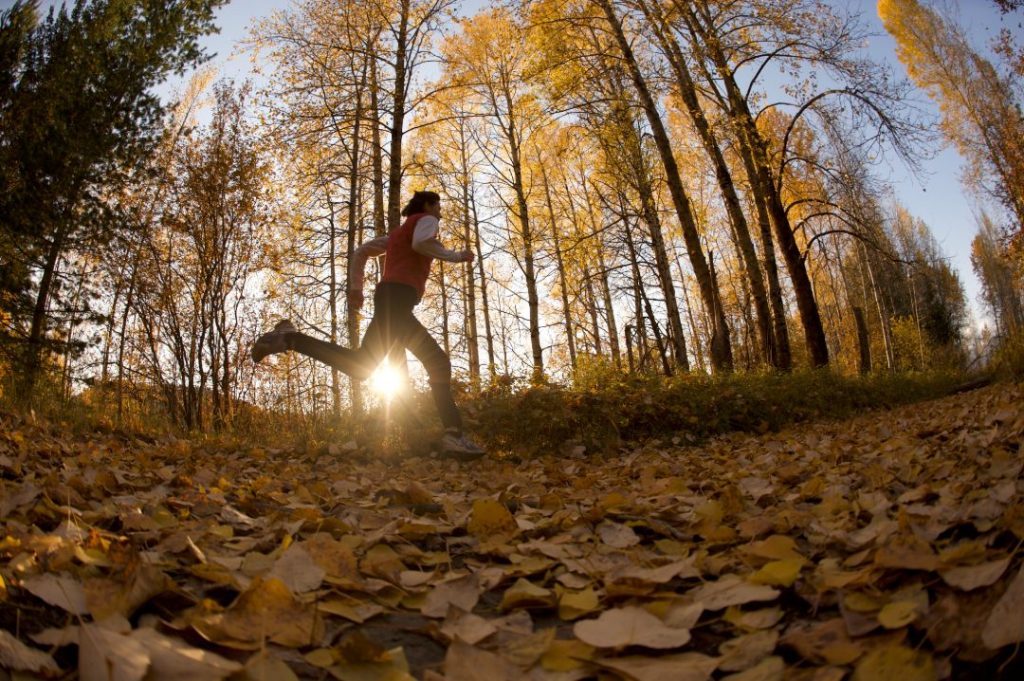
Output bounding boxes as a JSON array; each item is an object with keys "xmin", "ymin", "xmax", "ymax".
[
  {"xmin": 719, "ymin": 630, "xmax": 780, "ymax": 672},
  {"xmin": 939, "ymin": 558, "xmax": 1011, "ymax": 591},
  {"xmin": 573, "ymin": 605, "xmax": 691, "ymax": 649},
  {"xmin": 188, "ymin": 577, "xmax": 323, "ymax": 648},
  {"xmin": 22, "ymin": 573, "xmax": 89, "ymax": 614},
  {"xmin": 268, "ymin": 543, "xmax": 325, "ymax": 594},
  {"xmin": 422, "ymin": 573, "xmax": 482, "ymax": 618},
  {"xmin": 444, "ymin": 640, "xmax": 521, "ymax": 681},
  {"xmin": 0, "ymin": 629, "xmax": 61, "ymax": 677},
  {"xmin": 982, "ymin": 562, "xmax": 1024, "ymax": 649},
  {"xmin": 688, "ymin": 575, "xmax": 779, "ymax": 611},
  {"xmin": 594, "ymin": 652, "xmax": 718, "ymax": 681}
]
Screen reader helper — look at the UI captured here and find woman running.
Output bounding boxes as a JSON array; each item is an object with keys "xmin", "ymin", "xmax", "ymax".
[{"xmin": 252, "ymin": 190, "xmax": 485, "ymax": 460}]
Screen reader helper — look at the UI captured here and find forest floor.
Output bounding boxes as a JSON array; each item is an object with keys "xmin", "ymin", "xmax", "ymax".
[{"xmin": 1, "ymin": 382, "xmax": 1024, "ymax": 680}]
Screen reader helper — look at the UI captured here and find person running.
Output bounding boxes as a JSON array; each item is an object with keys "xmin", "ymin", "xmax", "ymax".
[{"xmin": 252, "ymin": 190, "xmax": 485, "ymax": 460}]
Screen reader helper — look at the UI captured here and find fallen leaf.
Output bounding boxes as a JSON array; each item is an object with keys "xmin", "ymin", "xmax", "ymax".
[
  {"xmin": 596, "ymin": 520, "xmax": 639, "ymax": 548},
  {"xmin": 0, "ymin": 629, "xmax": 61, "ymax": 677},
  {"xmin": 573, "ymin": 605, "xmax": 691, "ymax": 649},
  {"xmin": 467, "ymin": 499, "xmax": 517, "ymax": 538},
  {"xmin": 851, "ymin": 645, "xmax": 935, "ymax": 681},
  {"xmin": 749, "ymin": 559, "xmax": 804, "ymax": 587},
  {"xmin": 422, "ymin": 573, "xmax": 482, "ymax": 618},
  {"xmin": 79, "ymin": 620, "xmax": 149, "ymax": 681},
  {"xmin": 444, "ymin": 639, "xmax": 520, "ymax": 681},
  {"xmin": 540, "ymin": 639, "xmax": 594, "ymax": 672},
  {"xmin": 982, "ymin": 562, "xmax": 1024, "ymax": 649},
  {"xmin": 688, "ymin": 575, "xmax": 779, "ymax": 611},
  {"xmin": 500, "ymin": 578, "xmax": 555, "ymax": 611},
  {"xmin": 268, "ymin": 543, "xmax": 325, "ymax": 593},
  {"xmin": 557, "ymin": 587, "xmax": 600, "ymax": 621},
  {"xmin": 594, "ymin": 652, "xmax": 718, "ymax": 681},
  {"xmin": 243, "ymin": 651, "xmax": 300, "ymax": 680},
  {"xmin": 22, "ymin": 573, "xmax": 89, "ymax": 614},
  {"xmin": 441, "ymin": 608, "xmax": 498, "ymax": 644},
  {"xmin": 719, "ymin": 630, "xmax": 780, "ymax": 672},
  {"xmin": 939, "ymin": 558, "xmax": 1010, "ymax": 592},
  {"xmin": 720, "ymin": 656, "xmax": 785, "ymax": 681},
  {"xmin": 877, "ymin": 600, "xmax": 920, "ymax": 629}
]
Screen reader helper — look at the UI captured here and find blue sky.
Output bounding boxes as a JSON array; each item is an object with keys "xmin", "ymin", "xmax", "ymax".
[{"xmin": 14, "ymin": 0, "xmax": 1022, "ymax": 322}]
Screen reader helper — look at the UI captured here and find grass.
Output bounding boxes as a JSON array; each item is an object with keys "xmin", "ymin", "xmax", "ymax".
[{"xmin": 461, "ymin": 368, "xmax": 968, "ymax": 456}]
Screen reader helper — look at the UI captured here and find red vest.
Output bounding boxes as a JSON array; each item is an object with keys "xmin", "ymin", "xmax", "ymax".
[{"xmin": 381, "ymin": 213, "xmax": 434, "ymax": 298}]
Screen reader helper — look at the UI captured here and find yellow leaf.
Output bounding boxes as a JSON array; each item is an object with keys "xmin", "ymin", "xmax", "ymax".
[
  {"xmin": 304, "ymin": 648, "xmax": 336, "ymax": 668},
  {"xmin": 466, "ymin": 499, "xmax": 517, "ymax": 539},
  {"xmin": 541, "ymin": 638, "xmax": 595, "ymax": 672},
  {"xmin": 877, "ymin": 600, "xmax": 920, "ymax": 629},
  {"xmin": 851, "ymin": 645, "xmax": 935, "ymax": 681},
  {"xmin": 749, "ymin": 559, "xmax": 804, "ymax": 587},
  {"xmin": 843, "ymin": 592, "xmax": 882, "ymax": 613},
  {"xmin": 500, "ymin": 578, "xmax": 555, "ymax": 611},
  {"xmin": 557, "ymin": 587, "xmax": 600, "ymax": 621},
  {"xmin": 744, "ymin": 535, "xmax": 802, "ymax": 562}
]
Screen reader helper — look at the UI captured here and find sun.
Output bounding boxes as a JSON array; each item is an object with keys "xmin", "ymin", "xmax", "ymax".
[{"xmin": 369, "ymin": 361, "xmax": 404, "ymax": 401}]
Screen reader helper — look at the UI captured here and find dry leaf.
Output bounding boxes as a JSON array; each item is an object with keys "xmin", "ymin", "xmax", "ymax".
[
  {"xmin": 0, "ymin": 629, "xmax": 61, "ymax": 677},
  {"xmin": 243, "ymin": 651, "xmax": 300, "ymax": 680},
  {"xmin": 851, "ymin": 645, "xmax": 935, "ymax": 681},
  {"xmin": 721, "ymin": 656, "xmax": 785, "ymax": 681},
  {"xmin": 500, "ymin": 578, "xmax": 555, "ymax": 611},
  {"xmin": 444, "ymin": 640, "xmax": 521, "ymax": 681},
  {"xmin": 596, "ymin": 521, "xmax": 639, "ymax": 548},
  {"xmin": 688, "ymin": 575, "xmax": 779, "ymax": 611},
  {"xmin": 573, "ymin": 605, "xmax": 691, "ymax": 649},
  {"xmin": 939, "ymin": 558, "xmax": 1010, "ymax": 591},
  {"xmin": 557, "ymin": 587, "xmax": 600, "ymax": 621},
  {"xmin": 441, "ymin": 608, "xmax": 498, "ymax": 644},
  {"xmin": 594, "ymin": 652, "xmax": 718, "ymax": 681},
  {"xmin": 719, "ymin": 630, "xmax": 780, "ymax": 672},
  {"xmin": 22, "ymin": 573, "xmax": 89, "ymax": 614},
  {"xmin": 981, "ymin": 562, "xmax": 1024, "ymax": 649},
  {"xmin": 268, "ymin": 543, "xmax": 325, "ymax": 593},
  {"xmin": 422, "ymin": 573, "xmax": 482, "ymax": 618},
  {"xmin": 467, "ymin": 499, "xmax": 517, "ymax": 538}
]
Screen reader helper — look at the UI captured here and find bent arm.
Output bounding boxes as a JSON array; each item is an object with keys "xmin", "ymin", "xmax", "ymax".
[
  {"xmin": 348, "ymin": 235, "xmax": 389, "ymax": 292},
  {"xmin": 411, "ymin": 216, "xmax": 464, "ymax": 262}
]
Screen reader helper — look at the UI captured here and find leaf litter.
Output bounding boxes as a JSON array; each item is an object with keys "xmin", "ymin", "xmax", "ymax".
[{"xmin": 0, "ymin": 383, "xmax": 1023, "ymax": 679}]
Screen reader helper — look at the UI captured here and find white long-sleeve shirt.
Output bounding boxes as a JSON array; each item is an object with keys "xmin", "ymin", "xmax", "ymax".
[{"xmin": 347, "ymin": 215, "xmax": 463, "ymax": 292}]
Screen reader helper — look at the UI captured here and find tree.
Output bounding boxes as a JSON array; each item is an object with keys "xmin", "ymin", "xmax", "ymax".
[
  {"xmin": 880, "ymin": 0, "xmax": 1024, "ymax": 235},
  {"xmin": 0, "ymin": 0, "xmax": 227, "ymax": 396}
]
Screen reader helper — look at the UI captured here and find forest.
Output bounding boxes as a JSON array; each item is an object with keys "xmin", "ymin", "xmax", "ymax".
[{"xmin": 1, "ymin": 0, "xmax": 1024, "ymax": 679}]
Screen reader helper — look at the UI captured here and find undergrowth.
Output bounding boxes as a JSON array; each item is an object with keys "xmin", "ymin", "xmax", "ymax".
[
  {"xmin": 461, "ymin": 368, "xmax": 967, "ymax": 456},
  {"xmin": 1, "ymin": 365, "xmax": 974, "ymax": 457}
]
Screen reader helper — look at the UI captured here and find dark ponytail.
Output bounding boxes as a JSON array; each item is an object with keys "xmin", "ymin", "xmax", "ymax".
[{"xmin": 400, "ymin": 190, "xmax": 441, "ymax": 217}]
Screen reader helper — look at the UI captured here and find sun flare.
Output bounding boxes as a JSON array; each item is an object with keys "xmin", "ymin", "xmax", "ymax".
[{"xmin": 369, "ymin": 362, "xmax": 404, "ymax": 401}]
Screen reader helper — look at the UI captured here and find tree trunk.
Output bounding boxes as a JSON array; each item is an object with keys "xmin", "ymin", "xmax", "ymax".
[
  {"xmin": 22, "ymin": 224, "xmax": 67, "ymax": 397},
  {"xmin": 471, "ymin": 191, "xmax": 496, "ymax": 378},
  {"xmin": 681, "ymin": 1, "xmax": 826, "ymax": 366},
  {"xmin": 596, "ymin": 0, "xmax": 731, "ymax": 371},
  {"xmin": 637, "ymin": 0, "xmax": 775, "ymax": 368},
  {"xmin": 541, "ymin": 163, "xmax": 577, "ymax": 374},
  {"xmin": 386, "ymin": 0, "xmax": 410, "ymax": 232}
]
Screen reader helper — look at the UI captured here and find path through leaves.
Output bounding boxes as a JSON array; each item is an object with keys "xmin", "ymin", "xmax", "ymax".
[{"xmin": 2, "ymin": 383, "xmax": 1023, "ymax": 680}]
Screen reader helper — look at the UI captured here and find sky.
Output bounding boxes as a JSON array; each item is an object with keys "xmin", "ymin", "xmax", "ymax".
[{"xmin": 12, "ymin": 0, "xmax": 1023, "ymax": 325}]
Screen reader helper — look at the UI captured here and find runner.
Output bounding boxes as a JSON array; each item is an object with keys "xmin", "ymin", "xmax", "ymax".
[{"xmin": 252, "ymin": 190, "xmax": 485, "ymax": 460}]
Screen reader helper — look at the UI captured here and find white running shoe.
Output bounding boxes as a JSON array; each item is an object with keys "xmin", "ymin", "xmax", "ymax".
[
  {"xmin": 439, "ymin": 430, "xmax": 486, "ymax": 461},
  {"xmin": 252, "ymin": 320, "xmax": 297, "ymax": 362}
]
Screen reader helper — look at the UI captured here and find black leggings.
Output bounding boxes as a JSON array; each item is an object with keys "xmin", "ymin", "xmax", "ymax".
[{"xmin": 287, "ymin": 282, "xmax": 462, "ymax": 430}]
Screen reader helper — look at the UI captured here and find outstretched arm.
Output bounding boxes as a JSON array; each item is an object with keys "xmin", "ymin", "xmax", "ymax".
[
  {"xmin": 348, "ymin": 235, "xmax": 388, "ymax": 309},
  {"xmin": 411, "ymin": 216, "xmax": 473, "ymax": 263}
]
